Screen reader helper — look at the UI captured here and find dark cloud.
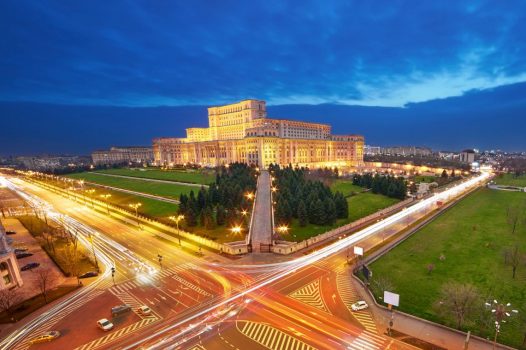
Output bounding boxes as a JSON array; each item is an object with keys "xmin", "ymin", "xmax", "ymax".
[{"xmin": 1, "ymin": 1, "xmax": 525, "ymax": 106}]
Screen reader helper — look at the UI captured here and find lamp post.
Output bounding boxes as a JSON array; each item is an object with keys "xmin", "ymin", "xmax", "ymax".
[
  {"xmin": 87, "ymin": 232, "xmax": 99, "ymax": 272},
  {"xmin": 157, "ymin": 254, "xmax": 163, "ymax": 270},
  {"xmin": 85, "ymin": 189, "xmax": 95, "ymax": 208},
  {"xmin": 230, "ymin": 226, "xmax": 242, "ymax": 236},
  {"xmin": 100, "ymin": 194, "xmax": 111, "ymax": 214},
  {"xmin": 245, "ymin": 192, "xmax": 254, "ymax": 200},
  {"xmin": 485, "ymin": 300, "xmax": 518, "ymax": 349},
  {"xmin": 168, "ymin": 214, "xmax": 184, "ymax": 245},
  {"xmin": 277, "ymin": 225, "xmax": 289, "ymax": 236},
  {"xmin": 129, "ymin": 202, "xmax": 142, "ymax": 228}
]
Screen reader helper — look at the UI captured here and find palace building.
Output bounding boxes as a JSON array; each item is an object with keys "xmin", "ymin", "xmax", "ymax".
[{"xmin": 153, "ymin": 99, "xmax": 364, "ymax": 169}]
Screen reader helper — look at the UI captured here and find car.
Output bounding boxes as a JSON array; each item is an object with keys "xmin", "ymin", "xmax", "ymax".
[
  {"xmin": 21, "ymin": 262, "xmax": 40, "ymax": 271},
  {"xmin": 14, "ymin": 248, "xmax": 28, "ymax": 254},
  {"xmin": 111, "ymin": 304, "xmax": 132, "ymax": 316},
  {"xmin": 79, "ymin": 271, "xmax": 99, "ymax": 279},
  {"xmin": 97, "ymin": 318, "xmax": 114, "ymax": 331},
  {"xmin": 16, "ymin": 252, "xmax": 33, "ymax": 259},
  {"xmin": 137, "ymin": 305, "xmax": 152, "ymax": 316},
  {"xmin": 351, "ymin": 300, "xmax": 369, "ymax": 311},
  {"xmin": 5, "ymin": 231, "xmax": 16, "ymax": 235},
  {"xmin": 28, "ymin": 331, "xmax": 61, "ymax": 344}
]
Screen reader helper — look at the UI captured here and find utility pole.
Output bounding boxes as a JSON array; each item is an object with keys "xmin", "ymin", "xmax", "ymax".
[
  {"xmin": 111, "ymin": 267, "xmax": 116, "ymax": 286},
  {"xmin": 157, "ymin": 254, "xmax": 163, "ymax": 270}
]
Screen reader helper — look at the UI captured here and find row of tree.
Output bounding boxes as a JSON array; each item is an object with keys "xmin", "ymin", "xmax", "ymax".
[
  {"xmin": 352, "ymin": 173, "xmax": 407, "ymax": 199},
  {"xmin": 269, "ymin": 164, "xmax": 348, "ymax": 228},
  {"xmin": 178, "ymin": 163, "xmax": 257, "ymax": 230}
]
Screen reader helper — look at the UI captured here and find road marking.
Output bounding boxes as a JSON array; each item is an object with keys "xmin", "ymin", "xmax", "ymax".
[
  {"xmin": 236, "ymin": 320, "xmax": 316, "ymax": 350},
  {"xmin": 172, "ymin": 274, "xmax": 211, "ymax": 297},
  {"xmin": 336, "ymin": 273, "xmax": 378, "ymax": 333},
  {"xmin": 288, "ymin": 279, "xmax": 330, "ymax": 313}
]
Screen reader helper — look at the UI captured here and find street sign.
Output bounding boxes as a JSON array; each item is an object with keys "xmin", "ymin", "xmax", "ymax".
[
  {"xmin": 384, "ymin": 291, "xmax": 400, "ymax": 307},
  {"xmin": 354, "ymin": 246, "xmax": 363, "ymax": 256}
]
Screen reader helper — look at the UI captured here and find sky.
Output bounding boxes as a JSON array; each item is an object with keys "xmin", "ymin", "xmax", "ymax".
[{"xmin": 1, "ymin": 1, "xmax": 525, "ymax": 155}]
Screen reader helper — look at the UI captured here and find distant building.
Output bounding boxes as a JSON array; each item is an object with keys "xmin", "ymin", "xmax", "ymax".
[
  {"xmin": 15, "ymin": 155, "xmax": 91, "ymax": 171},
  {"xmin": 91, "ymin": 146, "xmax": 154, "ymax": 165},
  {"xmin": 381, "ymin": 146, "xmax": 432, "ymax": 157},
  {"xmin": 153, "ymin": 99, "xmax": 364, "ymax": 169},
  {"xmin": 460, "ymin": 149, "xmax": 476, "ymax": 164},
  {"xmin": 0, "ymin": 221, "xmax": 23, "ymax": 290},
  {"xmin": 364, "ymin": 145, "xmax": 381, "ymax": 155}
]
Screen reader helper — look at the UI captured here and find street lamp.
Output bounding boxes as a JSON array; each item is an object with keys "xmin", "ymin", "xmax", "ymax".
[
  {"xmin": 87, "ymin": 232, "xmax": 99, "ymax": 272},
  {"xmin": 99, "ymin": 193, "xmax": 111, "ymax": 214},
  {"xmin": 129, "ymin": 202, "xmax": 142, "ymax": 227},
  {"xmin": 241, "ymin": 209, "xmax": 248, "ymax": 216},
  {"xmin": 276, "ymin": 225, "xmax": 289, "ymax": 235},
  {"xmin": 271, "ymin": 186, "xmax": 277, "ymax": 193},
  {"xmin": 245, "ymin": 192, "xmax": 254, "ymax": 200},
  {"xmin": 85, "ymin": 189, "xmax": 96, "ymax": 207},
  {"xmin": 230, "ymin": 226, "xmax": 242, "ymax": 235},
  {"xmin": 485, "ymin": 300, "xmax": 518, "ymax": 349},
  {"xmin": 168, "ymin": 214, "xmax": 184, "ymax": 245}
]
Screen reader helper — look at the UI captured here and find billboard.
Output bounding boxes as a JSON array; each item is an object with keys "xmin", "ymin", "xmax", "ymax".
[
  {"xmin": 384, "ymin": 291, "xmax": 400, "ymax": 307},
  {"xmin": 353, "ymin": 246, "xmax": 364, "ymax": 256}
]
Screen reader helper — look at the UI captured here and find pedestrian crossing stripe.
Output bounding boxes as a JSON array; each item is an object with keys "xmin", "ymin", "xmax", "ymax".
[
  {"xmin": 346, "ymin": 330, "xmax": 386, "ymax": 350},
  {"xmin": 74, "ymin": 317, "xmax": 158, "ymax": 350},
  {"xmin": 236, "ymin": 321, "xmax": 316, "ymax": 350},
  {"xmin": 288, "ymin": 279, "xmax": 329, "ymax": 313},
  {"xmin": 336, "ymin": 274, "xmax": 378, "ymax": 333},
  {"xmin": 187, "ymin": 345, "xmax": 206, "ymax": 350},
  {"xmin": 172, "ymin": 274, "xmax": 211, "ymax": 297}
]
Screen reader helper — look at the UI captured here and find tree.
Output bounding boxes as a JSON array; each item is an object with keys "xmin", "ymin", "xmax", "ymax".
[
  {"xmin": 185, "ymin": 208, "xmax": 198, "ymax": 227},
  {"xmin": 0, "ymin": 288, "xmax": 22, "ymax": 320},
  {"xmin": 503, "ymin": 245, "xmax": 524, "ymax": 279},
  {"xmin": 310, "ymin": 199, "xmax": 326, "ymax": 225},
  {"xmin": 204, "ymin": 206, "xmax": 215, "ymax": 230},
  {"xmin": 441, "ymin": 169, "xmax": 449, "ymax": 178},
  {"xmin": 216, "ymin": 205, "xmax": 226, "ymax": 226},
  {"xmin": 297, "ymin": 200, "xmax": 308, "ymax": 227},
  {"xmin": 436, "ymin": 282, "xmax": 480, "ymax": 329},
  {"xmin": 36, "ymin": 267, "xmax": 57, "ymax": 304}
]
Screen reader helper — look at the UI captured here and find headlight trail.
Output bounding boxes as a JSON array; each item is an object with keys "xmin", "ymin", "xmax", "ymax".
[{"xmin": 122, "ymin": 172, "xmax": 490, "ymax": 349}]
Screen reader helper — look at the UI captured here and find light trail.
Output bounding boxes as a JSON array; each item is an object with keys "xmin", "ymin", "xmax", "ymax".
[
  {"xmin": 0, "ymin": 176, "xmax": 159, "ymax": 350},
  {"xmin": 123, "ymin": 172, "xmax": 491, "ymax": 349}
]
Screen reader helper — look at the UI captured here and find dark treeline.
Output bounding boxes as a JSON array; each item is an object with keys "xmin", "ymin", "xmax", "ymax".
[
  {"xmin": 269, "ymin": 164, "xmax": 348, "ymax": 228},
  {"xmin": 178, "ymin": 163, "xmax": 257, "ymax": 230},
  {"xmin": 352, "ymin": 173, "xmax": 407, "ymax": 199}
]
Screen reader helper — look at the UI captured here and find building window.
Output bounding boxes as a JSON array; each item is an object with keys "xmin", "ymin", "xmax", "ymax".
[
  {"xmin": 0, "ymin": 262, "xmax": 7, "ymax": 271},
  {"xmin": 3, "ymin": 274, "xmax": 11, "ymax": 285}
]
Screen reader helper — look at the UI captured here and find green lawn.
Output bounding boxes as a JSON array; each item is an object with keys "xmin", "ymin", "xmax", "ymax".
[
  {"xmin": 330, "ymin": 179, "xmax": 364, "ymax": 196},
  {"xmin": 93, "ymin": 168, "xmax": 215, "ymax": 185},
  {"xmin": 367, "ymin": 188, "xmax": 526, "ymax": 348},
  {"xmin": 495, "ymin": 173, "xmax": 526, "ymax": 187},
  {"xmin": 283, "ymin": 192, "xmax": 399, "ymax": 242},
  {"xmin": 66, "ymin": 172, "xmax": 197, "ymax": 200}
]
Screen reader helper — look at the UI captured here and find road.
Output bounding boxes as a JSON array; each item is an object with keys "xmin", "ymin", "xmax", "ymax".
[
  {"xmin": 0, "ymin": 171, "xmax": 490, "ymax": 350},
  {"xmin": 250, "ymin": 170, "xmax": 272, "ymax": 252}
]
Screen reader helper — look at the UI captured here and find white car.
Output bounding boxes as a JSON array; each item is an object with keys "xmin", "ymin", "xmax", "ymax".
[
  {"xmin": 97, "ymin": 318, "xmax": 114, "ymax": 331},
  {"xmin": 137, "ymin": 305, "xmax": 152, "ymax": 316},
  {"xmin": 351, "ymin": 301, "xmax": 369, "ymax": 311}
]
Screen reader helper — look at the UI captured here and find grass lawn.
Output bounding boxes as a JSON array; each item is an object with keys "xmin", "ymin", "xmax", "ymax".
[
  {"xmin": 93, "ymin": 168, "xmax": 215, "ymax": 185},
  {"xmin": 66, "ymin": 172, "xmax": 197, "ymax": 200},
  {"xmin": 367, "ymin": 188, "xmax": 526, "ymax": 348},
  {"xmin": 330, "ymin": 179, "xmax": 364, "ymax": 196},
  {"xmin": 413, "ymin": 175, "xmax": 437, "ymax": 183},
  {"xmin": 283, "ymin": 192, "xmax": 400, "ymax": 242},
  {"xmin": 495, "ymin": 173, "xmax": 526, "ymax": 187}
]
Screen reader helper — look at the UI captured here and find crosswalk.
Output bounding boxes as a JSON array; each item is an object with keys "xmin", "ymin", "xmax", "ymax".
[
  {"xmin": 10, "ymin": 289, "xmax": 106, "ymax": 350},
  {"xmin": 288, "ymin": 279, "xmax": 329, "ymax": 313},
  {"xmin": 171, "ymin": 274, "xmax": 211, "ymax": 297},
  {"xmin": 236, "ymin": 321, "xmax": 316, "ymax": 350},
  {"xmin": 74, "ymin": 317, "xmax": 158, "ymax": 350},
  {"xmin": 346, "ymin": 330, "xmax": 386, "ymax": 350},
  {"xmin": 336, "ymin": 273, "xmax": 378, "ymax": 333}
]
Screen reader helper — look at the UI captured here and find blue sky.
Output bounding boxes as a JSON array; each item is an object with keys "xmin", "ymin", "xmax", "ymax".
[{"xmin": 1, "ymin": 1, "xmax": 525, "ymax": 154}]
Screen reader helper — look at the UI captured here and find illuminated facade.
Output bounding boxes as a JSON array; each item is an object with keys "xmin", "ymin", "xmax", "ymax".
[{"xmin": 153, "ymin": 99, "xmax": 364, "ymax": 169}]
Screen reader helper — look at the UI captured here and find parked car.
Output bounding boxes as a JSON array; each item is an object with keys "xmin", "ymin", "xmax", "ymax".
[
  {"xmin": 79, "ymin": 271, "xmax": 99, "ymax": 279},
  {"xmin": 14, "ymin": 248, "xmax": 28, "ymax": 254},
  {"xmin": 28, "ymin": 331, "xmax": 61, "ymax": 344},
  {"xmin": 97, "ymin": 318, "xmax": 114, "ymax": 331},
  {"xmin": 351, "ymin": 300, "xmax": 369, "ymax": 311},
  {"xmin": 137, "ymin": 305, "xmax": 152, "ymax": 316},
  {"xmin": 15, "ymin": 252, "xmax": 33, "ymax": 259},
  {"xmin": 111, "ymin": 304, "xmax": 132, "ymax": 317},
  {"xmin": 5, "ymin": 231, "xmax": 16, "ymax": 235},
  {"xmin": 21, "ymin": 262, "xmax": 40, "ymax": 271}
]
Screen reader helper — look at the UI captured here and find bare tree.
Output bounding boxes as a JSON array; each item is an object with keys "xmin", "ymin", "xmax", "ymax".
[
  {"xmin": 370, "ymin": 275, "xmax": 395, "ymax": 297},
  {"xmin": 504, "ymin": 245, "xmax": 524, "ymax": 279},
  {"xmin": 60, "ymin": 243, "xmax": 80, "ymax": 279},
  {"xmin": 427, "ymin": 263, "xmax": 435, "ymax": 274},
  {"xmin": 35, "ymin": 267, "xmax": 57, "ymax": 304},
  {"xmin": 0, "ymin": 289, "xmax": 22, "ymax": 321},
  {"xmin": 436, "ymin": 282, "xmax": 480, "ymax": 329},
  {"xmin": 507, "ymin": 206, "xmax": 520, "ymax": 235}
]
